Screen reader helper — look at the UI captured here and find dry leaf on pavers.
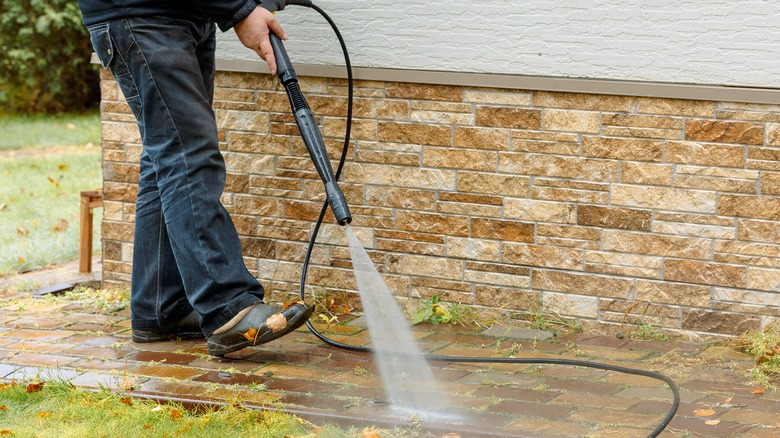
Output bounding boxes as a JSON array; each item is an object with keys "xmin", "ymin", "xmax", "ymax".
[
  {"xmin": 705, "ymin": 419, "xmax": 721, "ymax": 425},
  {"xmin": 47, "ymin": 176, "xmax": 59, "ymax": 188},
  {"xmin": 53, "ymin": 219, "xmax": 68, "ymax": 232},
  {"xmin": 26, "ymin": 382, "xmax": 44, "ymax": 393},
  {"xmin": 693, "ymin": 409, "xmax": 716, "ymax": 417},
  {"xmin": 359, "ymin": 428, "xmax": 379, "ymax": 438},
  {"xmin": 750, "ymin": 388, "xmax": 766, "ymax": 395},
  {"xmin": 243, "ymin": 327, "xmax": 259, "ymax": 342},
  {"xmin": 283, "ymin": 300, "xmax": 305, "ymax": 309}
]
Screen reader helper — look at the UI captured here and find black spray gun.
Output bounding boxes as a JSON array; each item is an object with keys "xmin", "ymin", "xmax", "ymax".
[{"xmin": 258, "ymin": 0, "xmax": 352, "ymax": 226}]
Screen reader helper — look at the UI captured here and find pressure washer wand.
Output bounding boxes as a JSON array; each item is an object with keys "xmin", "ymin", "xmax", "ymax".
[{"xmin": 267, "ymin": 31, "xmax": 352, "ymax": 226}]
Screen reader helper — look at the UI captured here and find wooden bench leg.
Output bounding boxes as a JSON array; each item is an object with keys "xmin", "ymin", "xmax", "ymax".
[{"xmin": 79, "ymin": 190, "xmax": 103, "ymax": 274}]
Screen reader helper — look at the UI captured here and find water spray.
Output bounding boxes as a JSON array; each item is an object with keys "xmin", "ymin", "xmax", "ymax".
[{"xmin": 261, "ymin": 1, "xmax": 679, "ymax": 436}]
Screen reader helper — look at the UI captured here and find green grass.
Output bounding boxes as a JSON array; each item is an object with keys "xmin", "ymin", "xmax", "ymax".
[
  {"xmin": 0, "ymin": 146, "xmax": 102, "ymax": 276},
  {"xmin": 0, "ymin": 380, "xmax": 310, "ymax": 437},
  {"xmin": 0, "ymin": 112, "xmax": 101, "ymax": 151}
]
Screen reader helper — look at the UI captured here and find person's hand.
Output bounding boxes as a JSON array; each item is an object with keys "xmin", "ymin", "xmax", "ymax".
[{"xmin": 234, "ymin": 6, "xmax": 287, "ymax": 74}]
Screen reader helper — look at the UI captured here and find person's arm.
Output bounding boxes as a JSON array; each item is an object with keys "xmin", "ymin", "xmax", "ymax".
[{"xmin": 190, "ymin": 0, "xmax": 287, "ymax": 74}]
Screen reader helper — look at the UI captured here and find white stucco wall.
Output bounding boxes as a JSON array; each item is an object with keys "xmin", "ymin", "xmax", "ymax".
[{"xmin": 216, "ymin": 0, "xmax": 780, "ymax": 89}]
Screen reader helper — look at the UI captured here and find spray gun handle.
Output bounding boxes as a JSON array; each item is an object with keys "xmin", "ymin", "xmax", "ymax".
[{"xmin": 265, "ymin": 29, "xmax": 352, "ymax": 225}]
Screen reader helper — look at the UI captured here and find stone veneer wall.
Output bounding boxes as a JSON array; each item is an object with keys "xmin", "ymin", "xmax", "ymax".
[{"xmin": 98, "ymin": 68, "xmax": 780, "ymax": 339}]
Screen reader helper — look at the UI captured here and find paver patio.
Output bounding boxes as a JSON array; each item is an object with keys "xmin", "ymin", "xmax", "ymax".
[{"xmin": 1, "ymin": 260, "xmax": 778, "ymax": 437}]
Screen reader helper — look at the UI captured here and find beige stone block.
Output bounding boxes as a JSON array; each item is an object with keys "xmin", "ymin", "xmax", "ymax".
[
  {"xmin": 652, "ymin": 221, "xmax": 736, "ymax": 239},
  {"xmin": 635, "ymin": 280, "xmax": 710, "ymax": 307},
  {"xmin": 214, "ymin": 88, "xmax": 255, "ymax": 103},
  {"xmin": 385, "ymin": 254, "xmax": 463, "ymax": 280},
  {"xmin": 499, "ymin": 153, "xmax": 618, "ymax": 182},
  {"xmin": 234, "ymin": 195, "xmax": 284, "ymax": 218},
  {"xmin": 352, "ymin": 99, "xmax": 409, "ymax": 120},
  {"xmin": 411, "ymin": 100, "xmax": 471, "ymax": 113},
  {"xmin": 365, "ymin": 187, "xmax": 436, "ymax": 210},
  {"xmin": 655, "ymin": 212, "xmax": 735, "ymax": 227},
  {"xmin": 322, "ymin": 118, "xmax": 378, "ymax": 141},
  {"xmin": 685, "ymin": 120, "xmax": 763, "ymax": 145},
  {"xmin": 760, "ymin": 172, "xmax": 780, "ymax": 195},
  {"xmin": 585, "ymin": 251, "xmax": 662, "ymax": 269},
  {"xmin": 582, "ymin": 137, "xmax": 663, "ymax": 162},
  {"xmin": 577, "ymin": 205, "xmax": 651, "ymax": 231},
  {"xmin": 611, "ymin": 184, "xmax": 716, "ymax": 213},
  {"xmin": 475, "ymin": 286, "xmax": 540, "ymax": 310},
  {"xmin": 666, "ymin": 141, "xmax": 745, "ymax": 167},
  {"xmin": 505, "ymin": 198, "xmax": 575, "ymax": 224},
  {"xmin": 378, "ymin": 122, "xmax": 451, "ymax": 146},
  {"xmin": 512, "ymin": 130, "xmax": 580, "ymax": 142},
  {"xmin": 457, "ymin": 172, "xmax": 530, "ymax": 197},
  {"xmin": 464, "ymin": 268, "xmax": 530, "ymax": 287},
  {"xmin": 385, "ymin": 82, "xmax": 462, "ymax": 101},
  {"xmin": 103, "ymin": 182, "xmax": 136, "ymax": 203},
  {"xmin": 544, "ymin": 109, "xmax": 599, "ymax": 133},
  {"xmin": 602, "ymin": 113, "xmax": 683, "ymax": 129},
  {"xmin": 356, "ymin": 150, "xmax": 420, "ymax": 166},
  {"xmin": 535, "ymin": 91, "xmax": 634, "ymax": 112},
  {"xmin": 224, "ymin": 153, "xmax": 275, "ymax": 175},
  {"xmin": 718, "ymin": 194, "xmax": 780, "ymax": 220},
  {"xmin": 716, "ymin": 239, "xmax": 780, "ymax": 258},
  {"xmin": 475, "ymin": 107, "xmax": 542, "ymax": 129},
  {"xmin": 376, "ymin": 238, "xmax": 444, "ymax": 256},
  {"xmin": 538, "ymin": 236, "xmax": 598, "ymax": 250},
  {"xmin": 747, "ymin": 267, "xmax": 780, "ymax": 292},
  {"xmin": 531, "ymin": 187, "xmax": 608, "ymax": 204},
  {"xmin": 228, "ymin": 132, "xmax": 289, "ymax": 155},
  {"xmin": 512, "ymin": 139, "xmax": 580, "ymax": 155},
  {"xmin": 396, "ymin": 210, "xmax": 469, "ymax": 237},
  {"xmin": 411, "ymin": 110, "xmax": 475, "ymax": 125},
  {"xmin": 453, "ymin": 127, "xmax": 510, "ymax": 151},
  {"xmin": 636, "ymin": 97, "xmax": 714, "ymax": 117},
  {"xmin": 767, "ymin": 123, "xmax": 780, "ymax": 146},
  {"xmin": 216, "ymin": 71, "xmax": 277, "ymax": 90},
  {"xmin": 503, "ymin": 243, "xmax": 583, "ymax": 270},
  {"xmin": 102, "ymin": 221, "xmax": 134, "ymax": 242},
  {"xmin": 620, "ymin": 162, "xmax": 673, "ymax": 186},
  {"xmin": 471, "ymin": 218, "xmax": 534, "ymax": 243},
  {"xmin": 533, "ymin": 270, "xmax": 632, "ymax": 299},
  {"xmin": 438, "ymin": 200, "xmax": 502, "ymax": 217},
  {"xmin": 537, "ymin": 224, "xmax": 601, "ymax": 241},
  {"xmin": 584, "ymin": 262, "xmax": 659, "ymax": 279},
  {"xmin": 216, "ymin": 110, "xmax": 269, "ymax": 133},
  {"xmin": 464, "ymin": 88, "xmax": 532, "ymax": 106},
  {"xmin": 225, "ymin": 173, "xmax": 250, "ymax": 194},
  {"xmin": 102, "ymin": 201, "xmax": 124, "ymax": 222},
  {"xmin": 102, "ymin": 122, "xmax": 141, "ymax": 143},
  {"xmin": 602, "ymin": 230, "xmax": 710, "ymax": 260},
  {"xmin": 714, "ymin": 287, "xmax": 780, "ymax": 309},
  {"xmin": 601, "ymin": 126, "xmax": 682, "ymax": 140},
  {"xmin": 422, "ymin": 147, "xmax": 497, "ymax": 171},
  {"xmin": 344, "ymin": 163, "xmax": 456, "ymax": 190},
  {"xmin": 664, "ymin": 260, "xmax": 746, "ymax": 288},
  {"xmin": 439, "ymin": 192, "xmax": 503, "ymax": 206},
  {"xmin": 103, "ymin": 162, "xmax": 139, "ymax": 184},
  {"xmin": 542, "ymin": 292, "xmax": 598, "ymax": 318},
  {"xmin": 446, "ymin": 237, "xmax": 500, "ymax": 261},
  {"xmin": 681, "ymin": 309, "xmax": 759, "ymax": 335},
  {"xmin": 738, "ymin": 219, "xmax": 780, "ymax": 244}
]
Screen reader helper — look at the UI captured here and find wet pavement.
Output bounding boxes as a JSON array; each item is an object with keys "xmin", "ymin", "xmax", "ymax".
[{"xmin": 1, "ymin": 260, "xmax": 779, "ymax": 437}]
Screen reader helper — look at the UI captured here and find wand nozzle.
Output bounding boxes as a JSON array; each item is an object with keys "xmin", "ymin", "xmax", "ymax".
[{"xmin": 261, "ymin": 1, "xmax": 351, "ymax": 226}]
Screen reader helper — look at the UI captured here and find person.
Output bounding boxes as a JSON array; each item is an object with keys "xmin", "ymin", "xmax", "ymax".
[{"xmin": 76, "ymin": 0, "xmax": 313, "ymax": 357}]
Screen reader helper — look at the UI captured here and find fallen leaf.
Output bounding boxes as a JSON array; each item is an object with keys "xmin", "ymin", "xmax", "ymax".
[
  {"xmin": 0, "ymin": 431, "xmax": 13, "ymax": 435},
  {"xmin": 283, "ymin": 300, "xmax": 304, "ymax": 310},
  {"xmin": 442, "ymin": 434, "xmax": 463, "ymax": 438},
  {"xmin": 17, "ymin": 258, "xmax": 25, "ymax": 264},
  {"xmin": 143, "ymin": 424, "xmax": 152, "ymax": 430},
  {"xmin": 266, "ymin": 313, "xmax": 288, "ymax": 333},
  {"xmin": 724, "ymin": 396, "xmax": 733, "ymax": 404},
  {"xmin": 705, "ymin": 419, "xmax": 721, "ymax": 425},
  {"xmin": 693, "ymin": 409, "xmax": 716, "ymax": 417},
  {"xmin": 243, "ymin": 327, "xmax": 258, "ymax": 342},
  {"xmin": 750, "ymin": 388, "xmax": 766, "ymax": 396},
  {"xmin": 26, "ymin": 382, "xmax": 44, "ymax": 393},
  {"xmin": 151, "ymin": 405, "xmax": 163, "ymax": 412},
  {"xmin": 16, "ymin": 227, "xmax": 28, "ymax": 236},
  {"xmin": 170, "ymin": 409, "xmax": 183, "ymax": 420},
  {"xmin": 0, "ymin": 204, "xmax": 6, "ymax": 211},
  {"xmin": 58, "ymin": 163, "xmax": 69, "ymax": 171},
  {"xmin": 66, "ymin": 123, "xmax": 75, "ymax": 129},
  {"xmin": 120, "ymin": 396, "xmax": 132, "ymax": 406},
  {"xmin": 0, "ymin": 406, "xmax": 7, "ymax": 411},
  {"xmin": 360, "ymin": 428, "xmax": 379, "ymax": 438},
  {"xmin": 53, "ymin": 219, "xmax": 68, "ymax": 232},
  {"xmin": 46, "ymin": 176, "xmax": 59, "ymax": 188},
  {"xmin": 36, "ymin": 411, "xmax": 50, "ymax": 420}
]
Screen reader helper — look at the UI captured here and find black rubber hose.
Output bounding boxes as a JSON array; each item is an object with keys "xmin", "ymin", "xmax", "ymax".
[{"xmin": 286, "ymin": 3, "xmax": 679, "ymax": 437}]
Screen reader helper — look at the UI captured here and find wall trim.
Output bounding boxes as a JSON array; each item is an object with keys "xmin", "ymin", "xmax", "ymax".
[{"xmin": 216, "ymin": 58, "xmax": 780, "ymax": 106}]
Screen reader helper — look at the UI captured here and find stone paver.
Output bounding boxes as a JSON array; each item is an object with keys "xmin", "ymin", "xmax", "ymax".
[{"xmin": 0, "ymin": 261, "xmax": 779, "ymax": 437}]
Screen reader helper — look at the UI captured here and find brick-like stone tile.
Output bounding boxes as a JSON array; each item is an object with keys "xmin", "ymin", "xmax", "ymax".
[
  {"xmin": 129, "ymin": 364, "xmax": 203, "ymax": 380},
  {"xmin": 123, "ymin": 350, "xmax": 200, "ymax": 366}
]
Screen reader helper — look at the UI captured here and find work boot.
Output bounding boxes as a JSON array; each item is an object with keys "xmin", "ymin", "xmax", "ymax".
[
  {"xmin": 132, "ymin": 310, "xmax": 204, "ymax": 343},
  {"xmin": 207, "ymin": 301, "xmax": 313, "ymax": 357}
]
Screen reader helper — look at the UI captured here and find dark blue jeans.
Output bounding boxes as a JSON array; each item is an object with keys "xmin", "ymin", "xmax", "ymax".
[{"xmin": 88, "ymin": 17, "xmax": 264, "ymax": 337}]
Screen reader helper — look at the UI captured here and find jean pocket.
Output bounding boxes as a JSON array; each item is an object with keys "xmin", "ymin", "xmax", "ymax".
[{"xmin": 88, "ymin": 24, "xmax": 114, "ymax": 69}]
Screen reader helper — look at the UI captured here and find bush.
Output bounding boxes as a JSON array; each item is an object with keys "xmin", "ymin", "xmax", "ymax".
[{"xmin": 0, "ymin": 0, "xmax": 99, "ymax": 114}]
